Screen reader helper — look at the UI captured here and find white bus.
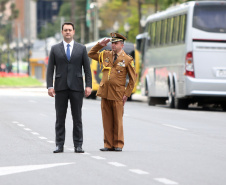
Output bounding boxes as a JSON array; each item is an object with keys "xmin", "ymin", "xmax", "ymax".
[{"xmin": 140, "ymin": 1, "xmax": 226, "ymax": 110}]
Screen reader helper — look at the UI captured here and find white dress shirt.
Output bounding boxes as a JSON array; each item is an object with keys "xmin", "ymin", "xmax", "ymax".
[{"xmin": 63, "ymin": 40, "xmax": 74, "ymax": 57}]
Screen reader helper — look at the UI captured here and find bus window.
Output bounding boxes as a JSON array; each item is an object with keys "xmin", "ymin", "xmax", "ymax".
[
  {"xmin": 179, "ymin": 14, "xmax": 187, "ymax": 42},
  {"xmin": 173, "ymin": 16, "xmax": 180, "ymax": 43},
  {"xmin": 167, "ymin": 17, "xmax": 174, "ymax": 44},
  {"xmin": 155, "ymin": 21, "xmax": 162, "ymax": 46},
  {"xmin": 151, "ymin": 22, "xmax": 156, "ymax": 47},
  {"xmin": 161, "ymin": 19, "xmax": 167, "ymax": 45},
  {"xmin": 146, "ymin": 22, "xmax": 151, "ymax": 48},
  {"xmin": 193, "ymin": 4, "xmax": 226, "ymax": 33}
]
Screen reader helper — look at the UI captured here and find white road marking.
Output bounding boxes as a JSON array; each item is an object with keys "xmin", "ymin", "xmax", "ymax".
[
  {"xmin": 39, "ymin": 136, "xmax": 47, "ymax": 140},
  {"xmin": 162, "ymin": 124, "xmax": 188, "ymax": 131},
  {"xmin": 31, "ymin": 132, "xmax": 40, "ymax": 135},
  {"xmin": 108, "ymin": 162, "xmax": 126, "ymax": 167},
  {"xmin": 12, "ymin": 121, "xmax": 19, "ymax": 124},
  {"xmin": 47, "ymin": 141, "xmax": 55, "ymax": 144},
  {"xmin": 154, "ymin": 178, "xmax": 178, "ymax": 185},
  {"xmin": 129, "ymin": 169, "xmax": 149, "ymax": 175},
  {"xmin": 24, "ymin": 128, "xmax": 32, "ymax": 131},
  {"xmin": 91, "ymin": 156, "xmax": 106, "ymax": 160},
  {"xmin": 0, "ymin": 163, "xmax": 74, "ymax": 176},
  {"xmin": 17, "ymin": 124, "xmax": 24, "ymax": 127},
  {"xmin": 81, "ymin": 152, "xmax": 90, "ymax": 155}
]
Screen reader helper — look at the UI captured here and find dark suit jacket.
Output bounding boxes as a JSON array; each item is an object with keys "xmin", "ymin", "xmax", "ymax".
[{"xmin": 46, "ymin": 41, "xmax": 92, "ymax": 91}]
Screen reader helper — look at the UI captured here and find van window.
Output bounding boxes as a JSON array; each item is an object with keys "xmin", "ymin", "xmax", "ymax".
[{"xmin": 193, "ymin": 4, "xmax": 226, "ymax": 33}]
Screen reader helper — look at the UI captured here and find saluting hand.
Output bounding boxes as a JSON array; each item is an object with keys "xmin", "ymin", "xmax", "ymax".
[
  {"xmin": 123, "ymin": 95, "xmax": 128, "ymax": 106},
  {"xmin": 99, "ymin": 38, "xmax": 110, "ymax": 47}
]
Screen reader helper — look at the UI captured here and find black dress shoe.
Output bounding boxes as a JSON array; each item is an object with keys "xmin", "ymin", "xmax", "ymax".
[
  {"xmin": 100, "ymin": 147, "xmax": 114, "ymax": 151},
  {"xmin": 53, "ymin": 146, "xmax": 64, "ymax": 153},
  {"xmin": 74, "ymin": 146, "xmax": 84, "ymax": 153},
  {"xmin": 114, "ymin": 147, "xmax": 122, "ymax": 152}
]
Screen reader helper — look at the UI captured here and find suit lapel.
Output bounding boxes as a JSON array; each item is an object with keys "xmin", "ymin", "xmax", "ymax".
[
  {"xmin": 59, "ymin": 42, "xmax": 68, "ymax": 62},
  {"xmin": 70, "ymin": 42, "xmax": 78, "ymax": 61}
]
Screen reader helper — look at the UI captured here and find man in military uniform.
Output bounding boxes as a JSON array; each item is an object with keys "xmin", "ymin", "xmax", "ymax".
[{"xmin": 88, "ymin": 33, "xmax": 136, "ymax": 152}]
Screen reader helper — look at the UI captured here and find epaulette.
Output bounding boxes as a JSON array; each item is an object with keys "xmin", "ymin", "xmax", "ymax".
[{"xmin": 127, "ymin": 54, "xmax": 134, "ymax": 60}]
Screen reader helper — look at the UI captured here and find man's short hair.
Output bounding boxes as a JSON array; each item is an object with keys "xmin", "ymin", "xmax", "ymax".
[{"xmin": 62, "ymin": 22, "xmax": 75, "ymax": 30}]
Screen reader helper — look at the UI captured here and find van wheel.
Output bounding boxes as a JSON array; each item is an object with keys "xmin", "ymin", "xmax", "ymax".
[{"xmin": 148, "ymin": 96, "xmax": 156, "ymax": 106}]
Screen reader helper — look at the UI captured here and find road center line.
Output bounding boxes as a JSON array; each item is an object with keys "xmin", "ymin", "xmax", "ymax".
[
  {"xmin": 39, "ymin": 136, "xmax": 47, "ymax": 140},
  {"xmin": 31, "ymin": 132, "xmax": 40, "ymax": 135},
  {"xmin": 12, "ymin": 121, "xmax": 19, "ymax": 124},
  {"xmin": 162, "ymin": 124, "xmax": 188, "ymax": 131},
  {"xmin": 129, "ymin": 169, "xmax": 149, "ymax": 175},
  {"xmin": 91, "ymin": 156, "xmax": 106, "ymax": 160},
  {"xmin": 81, "ymin": 152, "xmax": 90, "ymax": 155},
  {"xmin": 17, "ymin": 124, "xmax": 24, "ymax": 127},
  {"xmin": 108, "ymin": 162, "xmax": 126, "ymax": 167},
  {"xmin": 154, "ymin": 178, "xmax": 178, "ymax": 185},
  {"xmin": 0, "ymin": 163, "xmax": 74, "ymax": 176},
  {"xmin": 24, "ymin": 128, "xmax": 32, "ymax": 131}
]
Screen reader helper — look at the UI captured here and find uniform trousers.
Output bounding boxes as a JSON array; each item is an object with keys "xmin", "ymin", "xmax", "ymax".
[
  {"xmin": 101, "ymin": 98, "xmax": 124, "ymax": 149},
  {"xmin": 55, "ymin": 89, "xmax": 84, "ymax": 147}
]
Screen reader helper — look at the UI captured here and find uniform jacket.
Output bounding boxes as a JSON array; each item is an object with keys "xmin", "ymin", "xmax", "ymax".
[
  {"xmin": 46, "ymin": 41, "xmax": 92, "ymax": 91},
  {"xmin": 88, "ymin": 43, "xmax": 136, "ymax": 101}
]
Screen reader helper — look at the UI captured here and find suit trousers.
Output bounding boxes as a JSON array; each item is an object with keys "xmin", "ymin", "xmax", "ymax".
[
  {"xmin": 55, "ymin": 89, "xmax": 84, "ymax": 147},
  {"xmin": 101, "ymin": 98, "xmax": 124, "ymax": 149}
]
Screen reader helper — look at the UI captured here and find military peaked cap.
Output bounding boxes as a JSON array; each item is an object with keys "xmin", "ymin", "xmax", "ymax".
[{"xmin": 110, "ymin": 32, "xmax": 127, "ymax": 43}]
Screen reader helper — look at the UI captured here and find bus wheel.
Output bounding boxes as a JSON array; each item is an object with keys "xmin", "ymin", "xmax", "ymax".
[
  {"xmin": 127, "ymin": 96, "xmax": 132, "ymax": 101},
  {"xmin": 221, "ymin": 103, "xmax": 226, "ymax": 111},
  {"xmin": 148, "ymin": 97, "xmax": 156, "ymax": 106},
  {"xmin": 174, "ymin": 91, "xmax": 188, "ymax": 109},
  {"xmin": 86, "ymin": 91, "xmax": 97, "ymax": 99},
  {"xmin": 90, "ymin": 91, "xmax": 97, "ymax": 99},
  {"xmin": 167, "ymin": 85, "xmax": 175, "ymax": 108}
]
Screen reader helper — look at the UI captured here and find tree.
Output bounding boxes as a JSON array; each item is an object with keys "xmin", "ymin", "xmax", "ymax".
[
  {"xmin": 38, "ymin": 0, "xmax": 88, "ymax": 43},
  {"xmin": 99, "ymin": 0, "xmax": 155, "ymax": 43},
  {"xmin": 0, "ymin": 0, "xmax": 19, "ymax": 66}
]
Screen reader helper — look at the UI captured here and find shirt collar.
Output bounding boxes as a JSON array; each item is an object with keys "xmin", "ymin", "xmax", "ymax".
[
  {"xmin": 63, "ymin": 40, "xmax": 74, "ymax": 47},
  {"xmin": 113, "ymin": 49, "xmax": 123, "ymax": 56}
]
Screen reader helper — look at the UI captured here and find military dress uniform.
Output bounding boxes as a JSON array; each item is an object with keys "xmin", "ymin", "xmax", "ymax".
[{"xmin": 88, "ymin": 33, "xmax": 136, "ymax": 150}]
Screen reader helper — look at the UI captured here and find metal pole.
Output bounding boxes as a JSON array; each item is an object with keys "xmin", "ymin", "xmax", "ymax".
[
  {"xmin": 27, "ymin": 41, "xmax": 30, "ymax": 76},
  {"xmin": 16, "ymin": 43, "xmax": 19, "ymax": 74},
  {"xmin": 94, "ymin": 4, "xmax": 99, "ymax": 41}
]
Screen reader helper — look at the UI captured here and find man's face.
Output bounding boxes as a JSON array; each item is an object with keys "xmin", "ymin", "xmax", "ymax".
[
  {"xmin": 62, "ymin": 24, "xmax": 75, "ymax": 41},
  {"xmin": 111, "ymin": 41, "xmax": 124, "ymax": 53}
]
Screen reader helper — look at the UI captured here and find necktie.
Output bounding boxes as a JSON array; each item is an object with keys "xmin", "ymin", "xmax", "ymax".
[
  {"xmin": 66, "ymin": 44, "xmax": 70, "ymax": 61},
  {"xmin": 113, "ymin": 54, "xmax": 117, "ymax": 63}
]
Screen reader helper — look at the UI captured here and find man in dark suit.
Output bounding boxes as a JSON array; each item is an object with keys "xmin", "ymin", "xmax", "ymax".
[{"xmin": 46, "ymin": 22, "xmax": 92, "ymax": 153}]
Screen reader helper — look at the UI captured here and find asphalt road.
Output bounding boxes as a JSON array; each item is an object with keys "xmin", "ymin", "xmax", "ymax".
[{"xmin": 0, "ymin": 88, "xmax": 225, "ymax": 185}]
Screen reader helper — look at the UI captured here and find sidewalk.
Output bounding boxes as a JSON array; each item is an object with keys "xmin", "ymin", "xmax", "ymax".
[
  {"xmin": 131, "ymin": 93, "xmax": 148, "ymax": 102},
  {"xmin": 0, "ymin": 87, "xmax": 148, "ymax": 102}
]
